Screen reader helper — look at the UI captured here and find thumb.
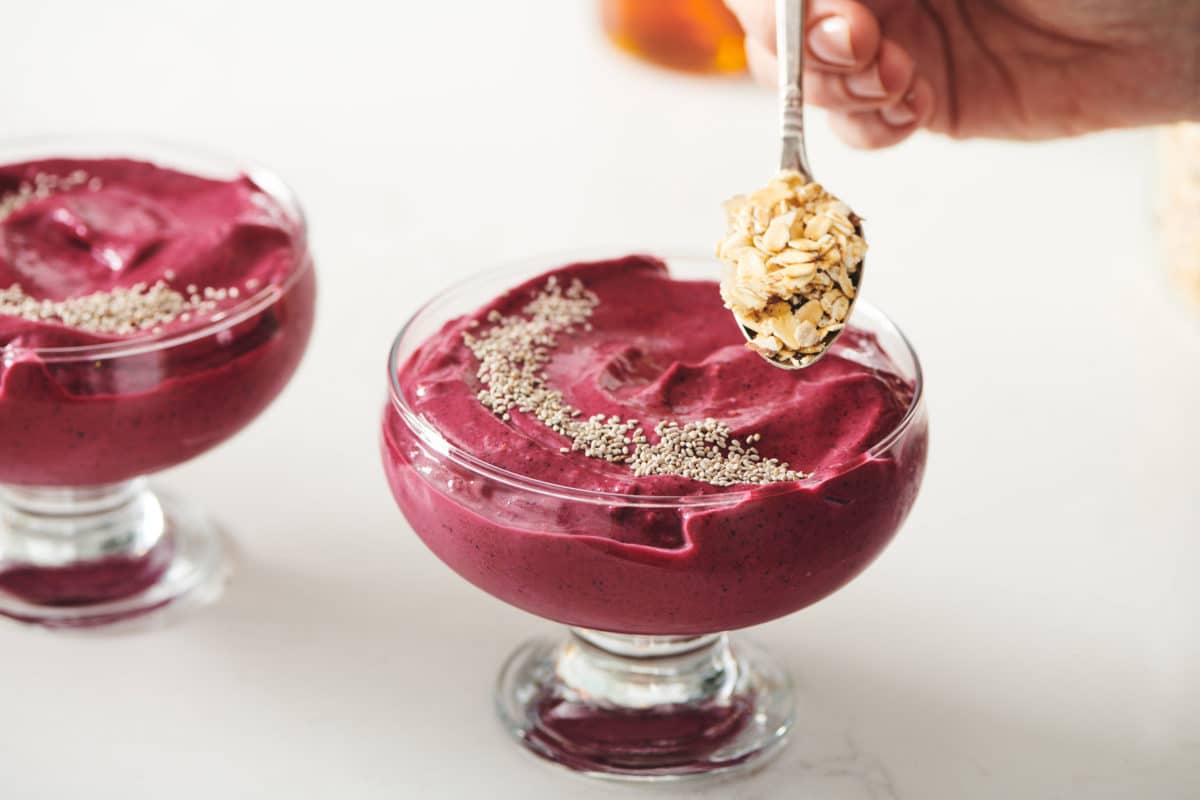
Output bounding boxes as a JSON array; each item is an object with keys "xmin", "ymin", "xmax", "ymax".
[{"xmin": 726, "ymin": 0, "xmax": 883, "ymax": 72}]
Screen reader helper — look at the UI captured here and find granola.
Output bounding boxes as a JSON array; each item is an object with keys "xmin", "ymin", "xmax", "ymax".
[{"xmin": 717, "ymin": 170, "xmax": 866, "ymax": 367}]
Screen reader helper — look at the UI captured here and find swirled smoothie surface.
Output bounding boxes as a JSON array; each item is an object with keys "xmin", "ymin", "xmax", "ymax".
[
  {"xmin": 0, "ymin": 158, "xmax": 301, "ymax": 350},
  {"xmin": 402, "ymin": 256, "xmax": 912, "ymax": 495}
]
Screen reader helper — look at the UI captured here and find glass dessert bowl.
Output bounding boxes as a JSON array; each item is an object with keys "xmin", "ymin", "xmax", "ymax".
[
  {"xmin": 381, "ymin": 251, "xmax": 926, "ymax": 780},
  {"xmin": 0, "ymin": 136, "xmax": 316, "ymax": 628}
]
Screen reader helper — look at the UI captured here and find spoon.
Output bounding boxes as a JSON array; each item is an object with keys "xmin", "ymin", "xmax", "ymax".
[{"xmin": 737, "ymin": 0, "xmax": 866, "ymax": 369}]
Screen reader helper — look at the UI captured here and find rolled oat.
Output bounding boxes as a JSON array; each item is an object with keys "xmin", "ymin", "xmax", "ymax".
[{"xmin": 717, "ymin": 170, "xmax": 866, "ymax": 367}]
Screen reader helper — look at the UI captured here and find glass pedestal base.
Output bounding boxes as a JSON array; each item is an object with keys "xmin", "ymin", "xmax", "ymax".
[
  {"xmin": 495, "ymin": 628, "xmax": 793, "ymax": 781},
  {"xmin": 0, "ymin": 480, "xmax": 231, "ymax": 629}
]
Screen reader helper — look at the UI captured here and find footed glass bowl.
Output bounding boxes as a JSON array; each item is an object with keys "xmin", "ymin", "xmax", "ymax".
[
  {"xmin": 381, "ymin": 250, "xmax": 927, "ymax": 780},
  {"xmin": 0, "ymin": 136, "xmax": 317, "ymax": 628}
]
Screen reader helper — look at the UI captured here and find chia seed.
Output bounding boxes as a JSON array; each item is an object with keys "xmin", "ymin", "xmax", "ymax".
[{"xmin": 463, "ymin": 277, "xmax": 807, "ymax": 486}]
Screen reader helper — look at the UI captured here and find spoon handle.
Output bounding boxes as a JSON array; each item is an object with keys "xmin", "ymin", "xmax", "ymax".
[{"xmin": 777, "ymin": 0, "xmax": 813, "ymax": 179}]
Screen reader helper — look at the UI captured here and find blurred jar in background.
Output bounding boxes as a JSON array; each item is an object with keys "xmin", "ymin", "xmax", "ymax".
[
  {"xmin": 1160, "ymin": 123, "xmax": 1200, "ymax": 311},
  {"xmin": 601, "ymin": 0, "xmax": 746, "ymax": 74}
]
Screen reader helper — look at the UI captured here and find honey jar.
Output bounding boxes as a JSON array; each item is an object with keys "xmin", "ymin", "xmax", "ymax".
[{"xmin": 601, "ymin": 0, "xmax": 747, "ymax": 74}]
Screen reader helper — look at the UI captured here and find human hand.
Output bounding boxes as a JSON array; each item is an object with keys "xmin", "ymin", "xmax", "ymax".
[{"xmin": 725, "ymin": 0, "xmax": 1200, "ymax": 148}]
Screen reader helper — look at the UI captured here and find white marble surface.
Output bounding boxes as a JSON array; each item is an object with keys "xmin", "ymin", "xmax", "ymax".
[{"xmin": 2, "ymin": 2, "xmax": 1198, "ymax": 797}]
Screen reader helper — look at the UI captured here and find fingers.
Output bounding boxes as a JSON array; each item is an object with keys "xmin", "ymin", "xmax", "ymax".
[
  {"xmin": 805, "ymin": 39, "xmax": 916, "ymax": 112},
  {"xmin": 806, "ymin": 2, "xmax": 880, "ymax": 73},
  {"xmin": 726, "ymin": 0, "xmax": 881, "ymax": 78},
  {"xmin": 827, "ymin": 77, "xmax": 936, "ymax": 148},
  {"xmin": 725, "ymin": 0, "xmax": 935, "ymax": 148}
]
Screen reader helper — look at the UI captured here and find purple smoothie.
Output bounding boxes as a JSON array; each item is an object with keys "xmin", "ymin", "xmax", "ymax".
[
  {"xmin": 382, "ymin": 256, "xmax": 926, "ymax": 635},
  {"xmin": 0, "ymin": 158, "xmax": 316, "ymax": 486}
]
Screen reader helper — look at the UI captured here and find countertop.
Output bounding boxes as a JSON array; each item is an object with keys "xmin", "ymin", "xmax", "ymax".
[{"xmin": 1, "ymin": 1, "xmax": 1197, "ymax": 797}]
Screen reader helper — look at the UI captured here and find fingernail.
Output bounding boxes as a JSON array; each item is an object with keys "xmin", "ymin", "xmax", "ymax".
[
  {"xmin": 845, "ymin": 64, "xmax": 888, "ymax": 99},
  {"xmin": 880, "ymin": 100, "xmax": 917, "ymax": 127},
  {"xmin": 808, "ymin": 16, "xmax": 855, "ymax": 67}
]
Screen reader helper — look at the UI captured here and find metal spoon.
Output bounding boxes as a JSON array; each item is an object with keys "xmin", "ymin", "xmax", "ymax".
[{"xmin": 738, "ymin": 0, "xmax": 865, "ymax": 369}]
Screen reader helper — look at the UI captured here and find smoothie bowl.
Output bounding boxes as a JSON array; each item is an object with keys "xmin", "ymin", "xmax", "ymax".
[
  {"xmin": 0, "ymin": 137, "xmax": 316, "ymax": 628},
  {"xmin": 381, "ymin": 251, "xmax": 927, "ymax": 780}
]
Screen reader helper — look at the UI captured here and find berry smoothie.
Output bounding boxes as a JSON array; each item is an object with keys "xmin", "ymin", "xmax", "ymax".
[
  {"xmin": 382, "ymin": 256, "xmax": 926, "ymax": 635},
  {"xmin": 0, "ymin": 158, "xmax": 316, "ymax": 486}
]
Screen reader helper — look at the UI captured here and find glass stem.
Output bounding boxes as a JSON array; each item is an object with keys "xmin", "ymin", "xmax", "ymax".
[
  {"xmin": 0, "ymin": 479, "xmax": 164, "ymax": 568},
  {"xmin": 561, "ymin": 628, "xmax": 739, "ymax": 709}
]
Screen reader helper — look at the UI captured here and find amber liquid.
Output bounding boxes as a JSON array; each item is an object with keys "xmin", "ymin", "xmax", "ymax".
[{"xmin": 601, "ymin": 0, "xmax": 747, "ymax": 74}]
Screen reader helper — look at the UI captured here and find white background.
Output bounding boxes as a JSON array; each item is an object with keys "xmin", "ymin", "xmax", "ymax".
[{"xmin": 2, "ymin": 2, "xmax": 1198, "ymax": 798}]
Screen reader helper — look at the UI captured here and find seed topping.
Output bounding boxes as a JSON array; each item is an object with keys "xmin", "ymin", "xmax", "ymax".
[
  {"xmin": 0, "ymin": 170, "xmax": 99, "ymax": 221},
  {"xmin": 0, "ymin": 173, "xmax": 266, "ymax": 337},
  {"xmin": 462, "ymin": 277, "xmax": 806, "ymax": 486},
  {"xmin": 0, "ymin": 281, "xmax": 224, "ymax": 336}
]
